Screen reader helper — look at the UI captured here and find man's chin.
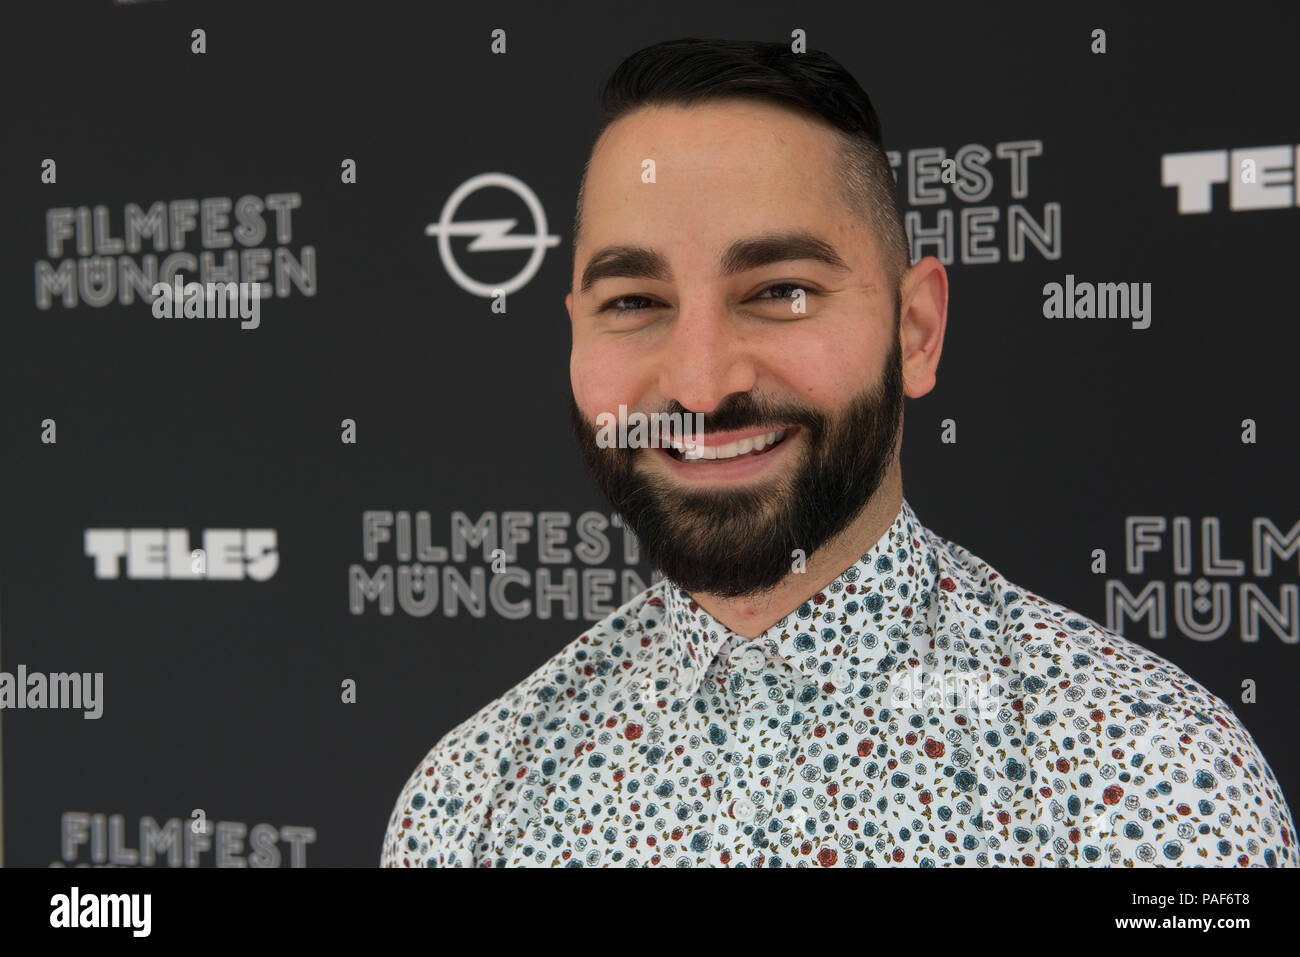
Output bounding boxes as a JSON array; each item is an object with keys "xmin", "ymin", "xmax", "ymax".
[
  {"xmin": 646, "ymin": 487, "xmax": 790, "ymax": 520},
  {"xmin": 656, "ymin": 554, "xmax": 795, "ymax": 600},
  {"xmin": 620, "ymin": 502, "xmax": 794, "ymax": 596}
]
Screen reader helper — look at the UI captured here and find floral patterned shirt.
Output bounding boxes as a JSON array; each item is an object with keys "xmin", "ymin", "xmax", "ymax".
[{"xmin": 381, "ymin": 497, "xmax": 1296, "ymax": 867}]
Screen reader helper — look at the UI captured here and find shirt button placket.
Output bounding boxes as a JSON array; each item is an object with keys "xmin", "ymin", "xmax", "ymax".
[
  {"xmin": 715, "ymin": 643, "xmax": 797, "ymax": 866},
  {"xmin": 711, "ymin": 789, "xmax": 764, "ymax": 867},
  {"xmin": 709, "ymin": 643, "xmax": 758, "ymax": 865},
  {"xmin": 731, "ymin": 643, "xmax": 769, "ymax": 713}
]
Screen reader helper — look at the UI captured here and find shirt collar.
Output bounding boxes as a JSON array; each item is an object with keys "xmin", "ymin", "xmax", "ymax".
[{"xmin": 658, "ymin": 497, "xmax": 937, "ymax": 704}]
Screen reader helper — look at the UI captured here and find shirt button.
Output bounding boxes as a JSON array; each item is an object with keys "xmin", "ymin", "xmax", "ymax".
[
  {"xmin": 739, "ymin": 647, "xmax": 766, "ymax": 672},
  {"xmin": 830, "ymin": 665, "xmax": 852, "ymax": 688},
  {"xmin": 732, "ymin": 799, "xmax": 756, "ymax": 822}
]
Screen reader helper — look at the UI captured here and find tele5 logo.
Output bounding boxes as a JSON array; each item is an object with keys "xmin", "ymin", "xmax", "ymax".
[
  {"xmin": 84, "ymin": 528, "xmax": 278, "ymax": 580},
  {"xmin": 1163, "ymin": 145, "xmax": 1300, "ymax": 213}
]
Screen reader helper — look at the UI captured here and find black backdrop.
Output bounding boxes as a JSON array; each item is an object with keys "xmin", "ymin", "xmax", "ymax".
[{"xmin": 2, "ymin": 0, "xmax": 1296, "ymax": 867}]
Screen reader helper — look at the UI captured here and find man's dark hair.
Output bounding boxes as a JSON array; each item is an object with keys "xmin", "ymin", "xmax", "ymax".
[{"xmin": 573, "ymin": 37, "xmax": 911, "ymax": 297}]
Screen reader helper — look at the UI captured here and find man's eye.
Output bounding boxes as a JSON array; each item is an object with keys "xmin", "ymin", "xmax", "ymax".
[
  {"xmin": 600, "ymin": 294, "xmax": 656, "ymax": 314},
  {"xmin": 599, "ymin": 285, "xmax": 815, "ymax": 315},
  {"xmin": 758, "ymin": 283, "xmax": 811, "ymax": 301}
]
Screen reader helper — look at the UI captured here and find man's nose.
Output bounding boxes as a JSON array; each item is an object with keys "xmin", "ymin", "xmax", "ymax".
[{"xmin": 656, "ymin": 305, "xmax": 757, "ymax": 414}]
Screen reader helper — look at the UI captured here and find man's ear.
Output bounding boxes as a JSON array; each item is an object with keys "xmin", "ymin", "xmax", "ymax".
[
  {"xmin": 565, "ymin": 291, "xmax": 574, "ymax": 324},
  {"xmin": 898, "ymin": 257, "xmax": 948, "ymax": 399}
]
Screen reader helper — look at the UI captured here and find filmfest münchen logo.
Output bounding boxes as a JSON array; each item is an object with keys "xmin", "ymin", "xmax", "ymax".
[
  {"xmin": 887, "ymin": 139, "xmax": 1061, "ymax": 265},
  {"xmin": 35, "ymin": 193, "xmax": 317, "ymax": 310},
  {"xmin": 1106, "ymin": 515, "xmax": 1299, "ymax": 642},
  {"xmin": 425, "ymin": 172, "xmax": 560, "ymax": 297},
  {"xmin": 350, "ymin": 509, "xmax": 660, "ymax": 621}
]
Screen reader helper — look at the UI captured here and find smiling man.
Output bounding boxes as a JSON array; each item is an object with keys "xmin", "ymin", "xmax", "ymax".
[{"xmin": 382, "ymin": 38, "xmax": 1295, "ymax": 867}]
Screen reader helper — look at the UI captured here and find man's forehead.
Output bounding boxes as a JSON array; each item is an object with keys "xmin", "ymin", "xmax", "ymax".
[
  {"xmin": 598, "ymin": 98, "xmax": 831, "ymax": 143},
  {"xmin": 589, "ymin": 100, "xmax": 838, "ymax": 179},
  {"xmin": 577, "ymin": 104, "xmax": 864, "ymax": 271}
]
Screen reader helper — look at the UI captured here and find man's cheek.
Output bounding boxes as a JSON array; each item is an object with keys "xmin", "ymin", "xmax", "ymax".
[{"xmin": 570, "ymin": 361, "xmax": 617, "ymax": 415}]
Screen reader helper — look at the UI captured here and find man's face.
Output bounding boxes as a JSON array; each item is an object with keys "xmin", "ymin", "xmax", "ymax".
[{"xmin": 566, "ymin": 100, "xmax": 904, "ymax": 599}]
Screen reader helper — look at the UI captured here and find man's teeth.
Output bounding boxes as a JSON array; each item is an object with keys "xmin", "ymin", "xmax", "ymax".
[{"xmin": 668, "ymin": 428, "xmax": 788, "ymax": 461}]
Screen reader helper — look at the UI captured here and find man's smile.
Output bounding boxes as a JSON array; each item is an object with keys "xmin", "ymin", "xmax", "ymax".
[{"xmin": 655, "ymin": 426, "xmax": 801, "ymax": 481}]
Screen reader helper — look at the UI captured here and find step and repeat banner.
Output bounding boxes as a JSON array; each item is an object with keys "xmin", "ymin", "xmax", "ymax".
[{"xmin": 1, "ymin": 1, "xmax": 1296, "ymax": 867}]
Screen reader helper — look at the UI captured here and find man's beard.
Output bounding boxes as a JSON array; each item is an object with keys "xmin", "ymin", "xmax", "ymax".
[{"xmin": 569, "ymin": 335, "xmax": 903, "ymax": 599}]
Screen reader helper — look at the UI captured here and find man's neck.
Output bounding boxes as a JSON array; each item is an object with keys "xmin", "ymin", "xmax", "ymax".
[{"xmin": 689, "ymin": 476, "xmax": 905, "ymax": 639}]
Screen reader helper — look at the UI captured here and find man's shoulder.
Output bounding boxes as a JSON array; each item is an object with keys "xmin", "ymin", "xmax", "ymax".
[
  {"xmin": 926, "ymin": 524, "xmax": 1297, "ymax": 864},
  {"xmin": 380, "ymin": 581, "xmax": 668, "ymax": 866},
  {"xmin": 926, "ymin": 524, "xmax": 1220, "ymax": 718}
]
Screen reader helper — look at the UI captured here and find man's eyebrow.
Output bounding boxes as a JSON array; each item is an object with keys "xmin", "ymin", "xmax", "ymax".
[{"xmin": 578, "ymin": 230, "xmax": 851, "ymax": 292}]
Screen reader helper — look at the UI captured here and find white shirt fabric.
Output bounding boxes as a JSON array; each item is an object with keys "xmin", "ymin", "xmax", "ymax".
[{"xmin": 381, "ymin": 497, "xmax": 1296, "ymax": 867}]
